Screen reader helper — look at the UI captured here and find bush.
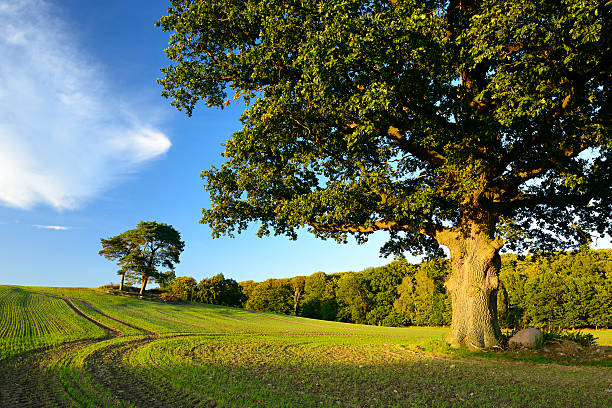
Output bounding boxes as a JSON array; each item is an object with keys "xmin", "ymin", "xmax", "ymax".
[
  {"xmin": 160, "ymin": 292, "xmax": 180, "ymax": 303},
  {"xmin": 542, "ymin": 331, "xmax": 597, "ymax": 347}
]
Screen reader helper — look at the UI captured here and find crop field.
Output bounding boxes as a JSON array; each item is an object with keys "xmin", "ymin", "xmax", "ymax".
[{"xmin": 0, "ymin": 286, "xmax": 610, "ymax": 407}]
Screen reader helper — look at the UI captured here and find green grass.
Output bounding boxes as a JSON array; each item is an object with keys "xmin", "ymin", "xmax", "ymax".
[{"xmin": 1, "ymin": 285, "xmax": 610, "ymax": 407}]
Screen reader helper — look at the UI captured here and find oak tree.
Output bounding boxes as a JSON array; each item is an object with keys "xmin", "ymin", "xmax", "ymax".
[{"xmin": 158, "ymin": 0, "xmax": 611, "ymax": 348}]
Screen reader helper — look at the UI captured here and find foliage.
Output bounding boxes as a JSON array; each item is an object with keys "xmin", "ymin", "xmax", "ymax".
[
  {"xmin": 158, "ymin": 0, "xmax": 611, "ymax": 259},
  {"xmin": 289, "ymin": 276, "xmax": 306, "ymax": 315},
  {"xmin": 300, "ymin": 272, "xmax": 339, "ymax": 320},
  {"xmin": 500, "ymin": 249, "xmax": 612, "ymax": 329},
  {"xmin": 245, "ymin": 278, "xmax": 293, "ymax": 314},
  {"xmin": 542, "ymin": 331, "xmax": 598, "ymax": 348},
  {"xmin": 239, "ymin": 249, "xmax": 612, "ymax": 330},
  {"xmin": 168, "ymin": 276, "xmax": 197, "ymax": 301},
  {"xmin": 238, "ymin": 280, "xmax": 258, "ymax": 306},
  {"xmin": 336, "ymin": 272, "xmax": 372, "ymax": 324},
  {"xmin": 395, "ymin": 259, "xmax": 452, "ymax": 326},
  {"xmin": 99, "ymin": 221, "xmax": 185, "ymax": 294},
  {"xmin": 195, "ymin": 273, "xmax": 245, "ymax": 307}
]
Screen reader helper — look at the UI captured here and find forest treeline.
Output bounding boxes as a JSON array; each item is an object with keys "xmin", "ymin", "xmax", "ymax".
[{"xmin": 166, "ymin": 249, "xmax": 612, "ymax": 330}]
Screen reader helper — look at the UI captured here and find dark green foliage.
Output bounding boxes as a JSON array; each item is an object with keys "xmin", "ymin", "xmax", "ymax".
[
  {"xmin": 246, "ymin": 279, "xmax": 293, "ymax": 314},
  {"xmin": 394, "ymin": 260, "xmax": 452, "ymax": 326},
  {"xmin": 364, "ymin": 262, "xmax": 409, "ymax": 326},
  {"xmin": 158, "ymin": 0, "xmax": 612, "ymax": 263},
  {"xmin": 169, "ymin": 276, "xmax": 197, "ymax": 301},
  {"xmin": 300, "ymin": 272, "xmax": 339, "ymax": 320},
  {"xmin": 99, "ymin": 221, "xmax": 185, "ymax": 295},
  {"xmin": 500, "ymin": 249, "xmax": 612, "ymax": 330},
  {"xmin": 238, "ymin": 280, "xmax": 257, "ymax": 307},
  {"xmin": 240, "ymin": 249, "xmax": 611, "ymax": 329},
  {"xmin": 542, "ymin": 331, "xmax": 598, "ymax": 348},
  {"xmin": 336, "ymin": 272, "xmax": 372, "ymax": 324},
  {"xmin": 195, "ymin": 274, "xmax": 246, "ymax": 307}
]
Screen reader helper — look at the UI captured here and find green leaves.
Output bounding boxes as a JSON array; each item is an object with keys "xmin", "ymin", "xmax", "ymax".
[
  {"xmin": 99, "ymin": 221, "xmax": 185, "ymax": 286},
  {"xmin": 160, "ymin": 0, "xmax": 612, "ymax": 255}
]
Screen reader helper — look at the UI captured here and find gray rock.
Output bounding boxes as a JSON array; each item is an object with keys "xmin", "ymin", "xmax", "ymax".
[{"xmin": 509, "ymin": 328, "xmax": 543, "ymax": 349}]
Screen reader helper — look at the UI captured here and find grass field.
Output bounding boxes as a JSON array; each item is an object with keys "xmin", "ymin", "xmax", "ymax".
[{"xmin": 0, "ymin": 286, "xmax": 610, "ymax": 407}]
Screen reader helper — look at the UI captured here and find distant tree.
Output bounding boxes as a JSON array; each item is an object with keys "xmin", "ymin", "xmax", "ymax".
[
  {"xmin": 364, "ymin": 261, "xmax": 409, "ymax": 326},
  {"xmin": 412, "ymin": 260, "xmax": 451, "ymax": 326},
  {"xmin": 393, "ymin": 260, "xmax": 451, "ymax": 326},
  {"xmin": 320, "ymin": 275, "xmax": 341, "ymax": 321},
  {"xmin": 99, "ymin": 221, "xmax": 184, "ymax": 295},
  {"xmin": 289, "ymin": 276, "xmax": 306, "ymax": 315},
  {"xmin": 169, "ymin": 276, "xmax": 198, "ymax": 301},
  {"xmin": 196, "ymin": 273, "xmax": 245, "ymax": 307},
  {"xmin": 196, "ymin": 273, "xmax": 225, "ymax": 303},
  {"xmin": 239, "ymin": 280, "xmax": 257, "ymax": 307},
  {"xmin": 394, "ymin": 274, "xmax": 417, "ymax": 325},
  {"xmin": 246, "ymin": 279, "xmax": 293, "ymax": 314},
  {"xmin": 97, "ymin": 235, "xmax": 133, "ymax": 291},
  {"xmin": 300, "ymin": 272, "xmax": 328, "ymax": 319},
  {"xmin": 336, "ymin": 273, "xmax": 372, "ymax": 324},
  {"xmin": 300, "ymin": 272, "xmax": 339, "ymax": 320},
  {"xmin": 219, "ymin": 277, "xmax": 246, "ymax": 307}
]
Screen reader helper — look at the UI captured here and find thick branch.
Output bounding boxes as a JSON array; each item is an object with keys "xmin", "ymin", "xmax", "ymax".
[
  {"xmin": 493, "ymin": 134, "xmax": 586, "ymax": 197},
  {"xmin": 310, "ymin": 219, "xmax": 445, "ymax": 239},
  {"xmin": 387, "ymin": 126, "xmax": 446, "ymax": 166}
]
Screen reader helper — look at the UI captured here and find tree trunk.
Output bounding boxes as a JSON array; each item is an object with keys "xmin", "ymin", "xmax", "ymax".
[
  {"xmin": 140, "ymin": 275, "xmax": 148, "ymax": 296},
  {"xmin": 293, "ymin": 288, "xmax": 301, "ymax": 315},
  {"xmin": 119, "ymin": 273, "xmax": 125, "ymax": 291},
  {"xmin": 440, "ymin": 220, "xmax": 504, "ymax": 350}
]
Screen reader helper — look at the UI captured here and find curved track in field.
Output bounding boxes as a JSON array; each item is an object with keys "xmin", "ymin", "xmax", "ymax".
[
  {"xmin": 1, "ymin": 288, "xmax": 610, "ymax": 408},
  {"xmin": 0, "ymin": 289, "xmax": 213, "ymax": 408},
  {"xmin": 1, "ymin": 290, "xmax": 145, "ymax": 407}
]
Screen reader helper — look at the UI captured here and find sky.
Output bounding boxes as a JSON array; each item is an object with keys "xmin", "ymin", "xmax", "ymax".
[
  {"xmin": 0, "ymin": 0, "xmax": 407, "ymax": 287},
  {"xmin": 1, "ymin": 1, "xmax": 609, "ymax": 288}
]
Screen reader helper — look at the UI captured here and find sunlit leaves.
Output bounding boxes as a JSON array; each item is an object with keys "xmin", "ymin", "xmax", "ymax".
[{"xmin": 160, "ymin": 0, "xmax": 611, "ymax": 255}]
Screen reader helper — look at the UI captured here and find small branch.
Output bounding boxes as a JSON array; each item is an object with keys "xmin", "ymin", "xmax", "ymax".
[{"xmin": 494, "ymin": 192, "xmax": 591, "ymax": 210}]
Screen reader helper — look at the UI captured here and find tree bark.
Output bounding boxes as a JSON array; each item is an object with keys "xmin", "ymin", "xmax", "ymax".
[
  {"xmin": 119, "ymin": 273, "xmax": 125, "ymax": 291},
  {"xmin": 140, "ymin": 275, "xmax": 148, "ymax": 296},
  {"xmin": 293, "ymin": 288, "xmax": 302, "ymax": 315},
  {"xmin": 439, "ymin": 219, "xmax": 504, "ymax": 350}
]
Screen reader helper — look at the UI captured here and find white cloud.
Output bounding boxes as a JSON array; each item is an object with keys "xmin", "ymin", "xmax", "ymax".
[
  {"xmin": 33, "ymin": 224, "xmax": 70, "ymax": 231},
  {"xmin": 0, "ymin": 0, "xmax": 171, "ymax": 210}
]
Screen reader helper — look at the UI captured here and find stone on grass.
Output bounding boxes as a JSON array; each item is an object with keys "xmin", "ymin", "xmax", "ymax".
[{"xmin": 509, "ymin": 328, "xmax": 543, "ymax": 349}]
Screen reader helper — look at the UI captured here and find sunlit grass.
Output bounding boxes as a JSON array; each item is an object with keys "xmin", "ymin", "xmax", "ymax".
[{"xmin": 1, "ymin": 285, "xmax": 610, "ymax": 407}]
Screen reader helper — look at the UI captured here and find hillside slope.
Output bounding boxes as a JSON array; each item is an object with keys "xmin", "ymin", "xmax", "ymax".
[{"xmin": 0, "ymin": 286, "xmax": 610, "ymax": 407}]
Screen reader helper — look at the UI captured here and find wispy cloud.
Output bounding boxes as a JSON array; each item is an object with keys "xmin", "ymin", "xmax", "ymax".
[
  {"xmin": 33, "ymin": 224, "xmax": 71, "ymax": 231},
  {"xmin": 0, "ymin": 0, "xmax": 171, "ymax": 210}
]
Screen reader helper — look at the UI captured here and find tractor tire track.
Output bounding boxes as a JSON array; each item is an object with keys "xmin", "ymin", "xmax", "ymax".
[
  {"xmin": 77, "ymin": 299, "xmax": 156, "ymax": 336},
  {"xmin": 84, "ymin": 335, "xmax": 207, "ymax": 408},
  {"xmin": 0, "ymin": 340, "xmax": 102, "ymax": 408},
  {"xmin": 20, "ymin": 289, "xmax": 120, "ymax": 336}
]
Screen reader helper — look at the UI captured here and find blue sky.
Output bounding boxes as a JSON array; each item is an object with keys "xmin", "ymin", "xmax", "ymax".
[
  {"xmin": 1, "ymin": 1, "xmax": 609, "ymax": 288},
  {"xmin": 0, "ymin": 0, "xmax": 407, "ymax": 287}
]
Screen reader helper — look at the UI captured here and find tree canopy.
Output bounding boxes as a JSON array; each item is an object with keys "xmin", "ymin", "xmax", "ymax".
[
  {"xmin": 157, "ymin": 0, "xmax": 611, "ymax": 348},
  {"xmin": 234, "ymin": 249, "xmax": 612, "ymax": 330},
  {"xmin": 99, "ymin": 221, "xmax": 185, "ymax": 295}
]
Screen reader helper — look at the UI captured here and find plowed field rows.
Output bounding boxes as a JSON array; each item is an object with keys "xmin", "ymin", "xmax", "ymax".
[{"xmin": 0, "ymin": 286, "xmax": 610, "ymax": 407}]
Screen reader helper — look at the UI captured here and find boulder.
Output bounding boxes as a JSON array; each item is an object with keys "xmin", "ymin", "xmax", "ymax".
[{"xmin": 509, "ymin": 328, "xmax": 543, "ymax": 349}]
